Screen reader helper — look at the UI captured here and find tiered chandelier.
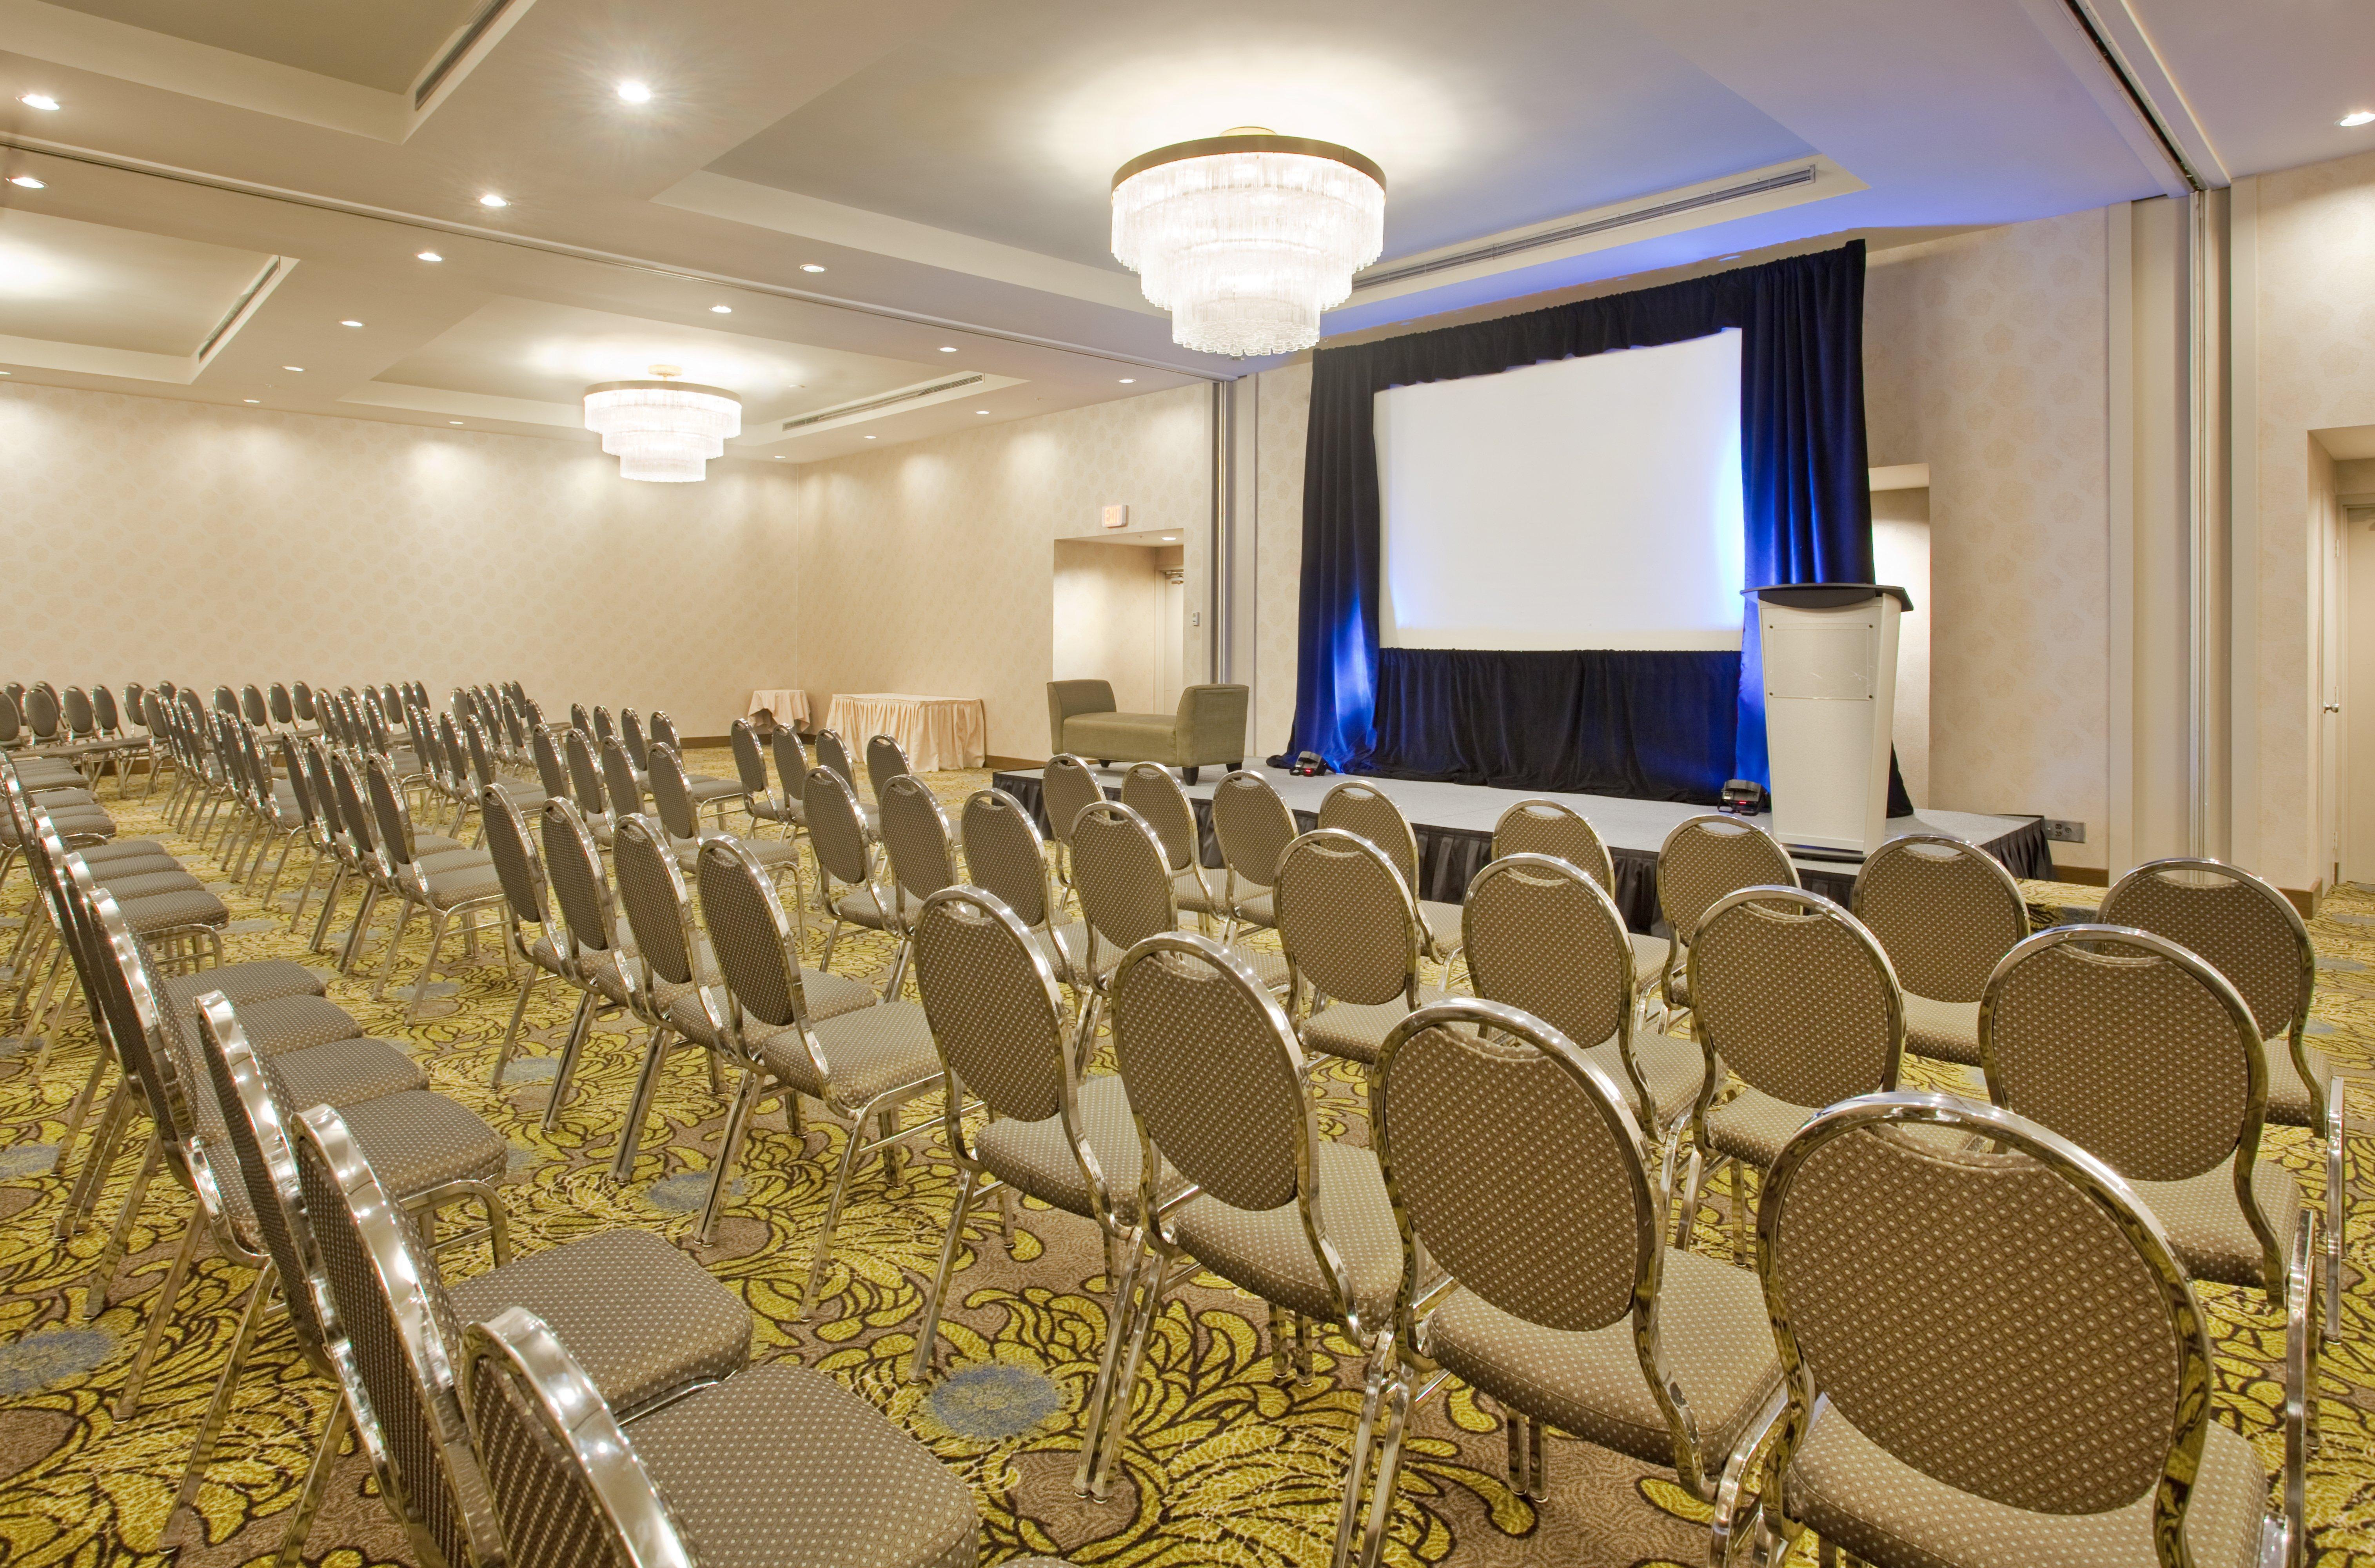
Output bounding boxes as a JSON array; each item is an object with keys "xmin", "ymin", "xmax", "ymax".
[
  {"xmin": 582, "ymin": 366, "xmax": 742, "ymax": 482},
  {"xmin": 1111, "ymin": 127, "xmax": 1385, "ymax": 358}
]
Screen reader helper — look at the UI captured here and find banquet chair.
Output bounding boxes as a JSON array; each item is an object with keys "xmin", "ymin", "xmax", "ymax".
[
  {"xmin": 693, "ymin": 837, "xmax": 944, "ymax": 1278},
  {"xmin": 1678, "ymin": 887, "xmax": 1905, "ymax": 1260},
  {"xmin": 280, "ymin": 1102, "xmax": 756, "ymax": 1568},
  {"xmin": 1850, "ymin": 833, "xmax": 2029, "ymax": 1085},
  {"xmin": 1120, "ymin": 762, "xmax": 1228, "ymax": 926},
  {"xmin": 730, "ymin": 717, "xmax": 797, "ymax": 837},
  {"xmin": 536, "ymin": 797, "xmax": 643, "ymax": 1129},
  {"xmin": 875, "ymin": 771, "xmax": 960, "ymax": 996},
  {"xmin": 174, "ymin": 993, "xmax": 508, "ymax": 1531},
  {"xmin": 1318, "ymin": 782, "xmax": 1462, "ymax": 977},
  {"xmin": 866, "ymin": 731, "xmax": 912, "ymax": 803},
  {"xmin": 1654, "ymin": 815, "xmax": 1799, "ymax": 1014},
  {"xmin": 960, "ymin": 786, "xmax": 1089, "ymax": 987},
  {"xmin": 600, "ymin": 735, "xmax": 648, "ymax": 830},
  {"xmin": 1463, "ymin": 853, "xmax": 1704, "ymax": 1144},
  {"xmin": 768, "ymin": 726, "xmax": 813, "ymax": 837},
  {"xmin": 479, "ymin": 782, "xmax": 571, "ymax": 1088},
  {"xmin": 1492, "ymin": 799, "xmax": 1667, "ymax": 1005},
  {"xmin": 1979, "ymin": 922, "xmax": 2316, "ymax": 1500},
  {"xmin": 240, "ymin": 683, "xmax": 270, "ymax": 730},
  {"xmin": 363, "ymin": 756, "xmax": 507, "ymax": 1023},
  {"xmin": 1750, "ymin": 1091, "xmax": 2298, "ymax": 1568},
  {"xmin": 1275, "ymin": 827, "xmax": 1446, "ymax": 1072},
  {"xmin": 808, "ymin": 763, "xmax": 904, "ymax": 974},
  {"xmin": 1355, "ymin": 996, "xmax": 1785, "ymax": 1568},
  {"xmin": 648, "ymin": 740, "xmax": 801, "ymax": 884},
  {"xmin": 906, "ymin": 886, "xmax": 1163, "ymax": 1412},
  {"xmin": 1209, "ymin": 768, "xmax": 1299, "ymax": 941},
  {"xmin": 2101, "ymin": 857, "xmax": 2345, "ymax": 1336},
  {"xmin": 564, "ymin": 727, "xmax": 615, "ymax": 844},
  {"xmin": 570, "ymin": 701, "xmax": 593, "ymax": 737},
  {"xmin": 650, "ymin": 709, "xmax": 740, "ymax": 814},
  {"xmin": 618, "ymin": 706, "xmax": 656, "ymax": 793},
  {"xmin": 816, "ymin": 728, "xmax": 878, "ymax": 831},
  {"xmin": 1040, "ymin": 751, "xmax": 1106, "ymax": 887},
  {"xmin": 464, "ymin": 713, "xmax": 546, "ymax": 821},
  {"xmin": 1092, "ymin": 932, "xmax": 1410, "ymax": 1523},
  {"xmin": 465, "ymin": 1307, "xmax": 1031, "ymax": 1568},
  {"xmin": 529, "ymin": 724, "xmax": 572, "ymax": 807}
]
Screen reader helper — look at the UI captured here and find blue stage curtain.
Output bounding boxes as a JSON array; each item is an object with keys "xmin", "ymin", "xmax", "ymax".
[{"xmin": 1281, "ymin": 241, "xmax": 1877, "ymax": 803}]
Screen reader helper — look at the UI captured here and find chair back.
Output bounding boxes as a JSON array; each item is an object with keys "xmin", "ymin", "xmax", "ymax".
[
  {"xmin": 612, "ymin": 814, "xmax": 704, "ymax": 994},
  {"xmin": 292, "ymin": 681, "xmax": 316, "ymax": 722},
  {"xmin": 1657, "ymin": 814, "xmax": 1799, "ymax": 943},
  {"xmin": 1462, "ymin": 853, "xmax": 1643, "ymax": 1118},
  {"xmin": 479, "ymin": 785, "xmax": 549, "ymax": 928},
  {"xmin": 647, "ymin": 743, "xmax": 702, "ymax": 841},
  {"xmin": 564, "ymin": 729, "xmax": 607, "ymax": 820},
  {"xmin": 539, "ymin": 799, "xmax": 621, "ymax": 962},
  {"xmin": 803, "ymin": 766, "xmax": 873, "ymax": 888},
  {"xmin": 292, "ymin": 1105, "xmax": 503, "ymax": 1568},
  {"xmin": 81, "ymin": 881, "xmax": 192, "ymax": 1149},
  {"xmin": 729, "ymin": 719, "xmax": 772, "ymax": 800},
  {"xmin": 599, "ymin": 737, "xmax": 644, "ymax": 819},
  {"xmin": 1980, "ymin": 926, "xmax": 2262, "ymax": 1183},
  {"xmin": 1275, "ymin": 828, "xmax": 1420, "ymax": 1007},
  {"xmin": 299, "ymin": 740, "xmax": 345, "ymax": 850},
  {"xmin": 328, "ymin": 750, "xmax": 384, "ymax": 863},
  {"xmin": 1852, "ymin": 835, "xmax": 2029, "ymax": 1004},
  {"xmin": 695, "ymin": 838, "xmax": 821, "ymax": 1036},
  {"xmin": 23, "ymin": 683, "xmax": 62, "ymax": 740},
  {"xmin": 462, "ymin": 715, "xmax": 504, "ymax": 794},
  {"xmin": 1761, "ymin": 1093, "xmax": 2211, "ymax": 1531},
  {"xmin": 364, "ymin": 755, "xmax": 424, "ymax": 872},
  {"xmin": 267, "ymin": 682, "xmax": 294, "ymax": 727},
  {"xmin": 879, "ymin": 774, "xmax": 957, "ymax": 906},
  {"xmin": 1040, "ymin": 754, "xmax": 1104, "ymax": 848},
  {"xmin": 570, "ymin": 702, "xmax": 592, "ymax": 736},
  {"xmin": 2101, "ymin": 858, "xmax": 2313, "ymax": 1044},
  {"xmin": 63, "ymin": 686, "xmax": 97, "ymax": 737},
  {"xmin": 500, "ymin": 692, "xmax": 531, "ymax": 758},
  {"xmin": 1120, "ymin": 763, "xmax": 1203, "ymax": 875},
  {"xmin": 617, "ymin": 708, "xmax": 648, "ymax": 770},
  {"xmin": 814, "ymin": 728, "xmax": 859, "ymax": 791},
  {"xmin": 275, "ymin": 734, "xmax": 315, "ymax": 826},
  {"xmin": 960, "ymin": 789, "xmax": 1058, "ymax": 927},
  {"xmin": 0, "ymin": 689, "xmax": 20, "ymax": 745},
  {"xmin": 193, "ymin": 993, "xmax": 335, "ymax": 1357},
  {"xmin": 1069, "ymin": 802, "xmax": 1178, "ymax": 960},
  {"xmin": 1110, "ymin": 934, "xmax": 1312, "ymax": 1216},
  {"xmin": 650, "ymin": 710, "xmax": 682, "ymax": 755},
  {"xmin": 912, "ymin": 888, "xmax": 1069, "ymax": 1127},
  {"xmin": 866, "ymin": 733, "xmax": 911, "ymax": 802},
  {"xmin": 1210, "ymin": 769, "xmax": 1298, "ymax": 895},
  {"xmin": 1375, "ymin": 998, "xmax": 1654, "ymax": 1338},
  {"xmin": 591, "ymin": 705, "xmax": 616, "ymax": 747},
  {"xmin": 1316, "ymin": 781, "xmax": 1422, "ymax": 896},
  {"xmin": 93, "ymin": 684, "xmax": 123, "ymax": 735},
  {"xmin": 769, "ymin": 730, "xmax": 808, "ymax": 805},
  {"xmin": 241, "ymin": 684, "xmax": 269, "ymax": 727},
  {"xmin": 532, "ymin": 726, "xmax": 571, "ymax": 802},
  {"xmin": 1690, "ymin": 888, "xmax": 1904, "ymax": 1112},
  {"xmin": 464, "ymin": 1307, "xmax": 695, "ymax": 1568},
  {"xmin": 1490, "ymin": 800, "xmax": 1615, "ymax": 888}
]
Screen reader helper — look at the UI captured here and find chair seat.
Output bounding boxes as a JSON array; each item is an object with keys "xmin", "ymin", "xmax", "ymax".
[
  {"xmin": 833, "ymin": 884, "xmax": 921, "ymax": 932},
  {"xmin": 70, "ymin": 836, "xmax": 169, "ymax": 863},
  {"xmin": 2128, "ymin": 1161, "xmax": 2301, "ymax": 1293},
  {"xmin": 447, "ymin": 1227, "xmax": 753, "ymax": 1417},
  {"xmin": 87, "ymin": 867, "xmax": 208, "ymax": 902},
  {"xmin": 628, "ymin": 1362, "xmax": 979, "ymax": 1568},
  {"xmin": 113, "ymin": 887, "xmax": 230, "ymax": 936},
  {"xmin": 1427, "ymin": 1246, "xmax": 1783, "ymax": 1472},
  {"xmin": 1030, "ymin": 922, "xmax": 1091, "ymax": 981},
  {"xmin": 1234, "ymin": 888, "xmax": 1276, "ymax": 929},
  {"xmin": 1629, "ymin": 932, "xmax": 1671, "ymax": 993},
  {"xmin": 1419, "ymin": 899, "xmax": 1464, "ymax": 959},
  {"xmin": 974, "ymin": 1072, "xmax": 1175, "ymax": 1222},
  {"xmin": 1093, "ymin": 938, "xmax": 1287, "ymax": 994},
  {"xmin": 1302, "ymin": 985, "xmax": 1453, "ymax": 1066},
  {"xmin": 416, "ymin": 833, "xmax": 468, "ymax": 856},
  {"xmin": 1172, "ymin": 866, "xmax": 1229, "ymax": 917},
  {"xmin": 271, "ymin": 1036, "xmax": 430, "ymax": 1109},
  {"xmin": 661, "ymin": 963, "xmax": 875, "ymax": 1050},
  {"xmin": 420, "ymin": 860, "xmax": 506, "ymax": 909},
  {"xmin": 1903, "ymin": 992, "xmax": 1983, "ymax": 1067},
  {"xmin": 1583, "ymin": 1029, "xmax": 1703, "ymax": 1130},
  {"xmin": 16, "ymin": 809, "xmax": 117, "ymax": 844},
  {"xmin": 685, "ymin": 775, "xmax": 741, "ymax": 806},
  {"xmin": 2265, "ymin": 1038, "xmax": 2333, "ymax": 1129},
  {"xmin": 1168, "ymin": 1138, "xmax": 1404, "ymax": 1325},
  {"xmin": 176, "ymin": 993, "xmax": 361, "ymax": 1060},
  {"xmin": 161, "ymin": 959, "xmax": 327, "ymax": 1010},
  {"xmin": 672, "ymin": 832, "xmax": 797, "ymax": 874},
  {"xmin": 750, "ymin": 998, "xmax": 941, "ymax": 1113},
  {"xmin": 20, "ymin": 786, "xmax": 98, "ymax": 808},
  {"xmin": 1784, "ymin": 1396, "xmax": 2269, "ymax": 1568},
  {"xmin": 1703, "ymin": 1084, "xmax": 1820, "ymax": 1171},
  {"xmin": 330, "ymin": 1091, "xmax": 507, "ymax": 1197}
]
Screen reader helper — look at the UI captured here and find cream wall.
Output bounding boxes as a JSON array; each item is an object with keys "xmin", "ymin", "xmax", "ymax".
[
  {"xmin": 1051, "ymin": 540, "xmax": 1163, "ymax": 711},
  {"xmin": 794, "ymin": 384, "xmax": 1211, "ymax": 761},
  {"xmin": 1863, "ymin": 210, "xmax": 2112, "ymax": 869},
  {"xmin": 1252, "ymin": 360, "xmax": 1313, "ymax": 759},
  {"xmin": 0, "ymin": 382, "xmax": 799, "ymax": 737}
]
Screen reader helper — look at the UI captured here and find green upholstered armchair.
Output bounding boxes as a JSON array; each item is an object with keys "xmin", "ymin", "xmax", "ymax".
[{"xmin": 1046, "ymin": 681, "xmax": 1248, "ymax": 784}]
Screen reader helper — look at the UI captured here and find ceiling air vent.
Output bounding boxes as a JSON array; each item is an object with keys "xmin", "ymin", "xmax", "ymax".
[
  {"xmin": 1351, "ymin": 165, "xmax": 1819, "ymax": 292},
  {"xmin": 780, "ymin": 375, "xmax": 984, "ymax": 433}
]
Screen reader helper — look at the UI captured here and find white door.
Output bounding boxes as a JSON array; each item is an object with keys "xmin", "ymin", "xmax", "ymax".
[{"xmin": 1155, "ymin": 568, "xmax": 1187, "ymax": 713}]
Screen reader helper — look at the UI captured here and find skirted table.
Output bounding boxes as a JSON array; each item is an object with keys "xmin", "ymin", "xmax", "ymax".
[
  {"xmin": 824, "ymin": 692, "xmax": 988, "ymax": 771},
  {"xmin": 747, "ymin": 689, "xmax": 813, "ymax": 734}
]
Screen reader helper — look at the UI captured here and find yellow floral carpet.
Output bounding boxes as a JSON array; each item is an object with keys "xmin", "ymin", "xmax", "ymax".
[{"xmin": 1, "ymin": 758, "xmax": 2372, "ymax": 1567}]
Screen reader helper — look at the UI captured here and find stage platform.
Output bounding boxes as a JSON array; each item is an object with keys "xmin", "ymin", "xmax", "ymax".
[{"xmin": 990, "ymin": 765, "xmax": 2054, "ymax": 936}]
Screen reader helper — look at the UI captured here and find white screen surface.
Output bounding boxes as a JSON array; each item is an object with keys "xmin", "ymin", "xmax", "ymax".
[{"xmin": 1375, "ymin": 328, "xmax": 1745, "ymax": 650}]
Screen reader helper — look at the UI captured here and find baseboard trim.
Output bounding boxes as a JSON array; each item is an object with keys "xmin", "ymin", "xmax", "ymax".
[{"xmin": 2048, "ymin": 864, "xmax": 2108, "ymax": 887}]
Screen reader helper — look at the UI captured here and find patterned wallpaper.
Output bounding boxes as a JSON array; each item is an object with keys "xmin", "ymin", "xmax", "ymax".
[
  {"xmin": 1253, "ymin": 360, "xmax": 1312, "ymax": 759},
  {"xmin": 1863, "ymin": 211, "xmax": 2112, "ymax": 869},
  {"xmin": 2255, "ymin": 148, "xmax": 2375, "ymax": 891},
  {"xmin": 794, "ymin": 384, "xmax": 1212, "ymax": 760},
  {"xmin": 0, "ymin": 383, "xmax": 801, "ymax": 736}
]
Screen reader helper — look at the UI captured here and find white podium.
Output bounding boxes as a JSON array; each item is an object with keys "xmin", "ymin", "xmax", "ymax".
[{"xmin": 1749, "ymin": 584, "xmax": 1911, "ymax": 858}]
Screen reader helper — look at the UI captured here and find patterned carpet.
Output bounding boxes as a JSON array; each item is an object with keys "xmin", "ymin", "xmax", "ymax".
[{"xmin": 2, "ymin": 756, "xmax": 2373, "ymax": 1567}]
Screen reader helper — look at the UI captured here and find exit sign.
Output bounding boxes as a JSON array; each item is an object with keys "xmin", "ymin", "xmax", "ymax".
[{"xmin": 1102, "ymin": 504, "xmax": 1128, "ymax": 529}]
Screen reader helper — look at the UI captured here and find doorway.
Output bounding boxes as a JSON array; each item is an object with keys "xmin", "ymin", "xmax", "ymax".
[
  {"xmin": 1052, "ymin": 533, "xmax": 1188, "ymax": 715},
  {"xmin": 2331, "ymin": 437, "xmax": 2375, "ymax": 886}
]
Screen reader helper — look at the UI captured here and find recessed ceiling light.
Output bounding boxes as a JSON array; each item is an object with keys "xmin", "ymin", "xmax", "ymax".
[
  {"xmin": 283, "ymin": 365, "xmax": 304, "ymax": 372},
  {"xmin": 2344, "ymin": 110, "xmax": 2375, "ymax": 127},
  {"xmin": 19, "ymin": 94, "xmax": 59, "ymax": 112},
  {"xmin": 710, "ymin": 304, "xmax": 732, "ymax": 313},
  {"xmin": 616, "ymin": 80, "xmax": 653, "ymax": 104},
  {"xmin": 418, "ymin": 251, "xmax": 443, "ymax": 262},
  {"xmin": 340, "ymin": 319, "xmax": 364, "ymax": 328},
  {"xmin": 1162, "ymin": 535, "xmax": 1176, "ymax": 542},
  {"xmin": 243, "ymin": 398, "xmax": 260, "ymax": 404},
  {"xmin": 800, "ymin": 263, "xmax": 826, "ymax": 273},
  {"xmin": 864, "ymin": 434, "xmax": 876, "ymax": 439},
  {"xmin": 480, "ymin": 193, "xmax": 509, "ymax": 208},
  {"xmin": 938, "ymin": 345, "xmax": 957, "ymax": 352},
  {"xmin": 1119, "ymin": 377, "xmax": 1136, "ymax": 384},
  {"xmin": 773, "ymin": 454, "xmax": 784, "ymax": 459},
  {"xmin": 976, "ymin": 409, "xmax": 990, "ymax": 414},
  {"xmin": 450, "ymin": 420, "xmax": 463, "ymax": 425},
  {"xmin": 7, "ymin": 176, "xmax": 44, "ymax": 189}
]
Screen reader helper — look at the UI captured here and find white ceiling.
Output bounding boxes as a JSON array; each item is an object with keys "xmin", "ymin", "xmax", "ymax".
[{"xmin": 0, "ymin": 0, "xmax": 2368, "ymax": 462}]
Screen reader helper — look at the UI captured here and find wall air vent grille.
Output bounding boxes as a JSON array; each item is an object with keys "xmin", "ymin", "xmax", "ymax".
[{"xmin": 780, "ymin": 375, "xmax": 984, "ymax": 432}]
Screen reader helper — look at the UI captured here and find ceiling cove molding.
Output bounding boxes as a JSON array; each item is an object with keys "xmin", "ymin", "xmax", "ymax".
[
  {"xmin": 1343, "ymin": 154, "xmax": 1864, "ymax": 308},
  {"xmin": 2012, "ymin": 0, "xmax": 2225, "ymax": 192},
  {"xmin": 0, "ymin": 133, "xmax": 1235, "ymax": 381},
  {"xmin": 752, "ymin": 372, "xmax": 1027, "ymax": 445},
  {"xmin": 0, "ymin": 252, "xmax": 293, "ymax": 385},
  {"xmin": 0, "ymin": 0, "xmax": 532, "ymax": 142},
  {"xmin": 653, "ymin": 171, "xmax": 1163, "ymax": 317}
]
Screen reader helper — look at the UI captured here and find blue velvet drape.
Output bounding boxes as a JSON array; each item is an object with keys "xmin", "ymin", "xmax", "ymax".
[{"xmin": 1281, "ymin": 241, "xmax": 1874, "ymax": 797}]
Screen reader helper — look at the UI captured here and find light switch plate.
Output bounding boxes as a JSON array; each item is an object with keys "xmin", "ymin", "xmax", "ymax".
[{"xmin": 2042, "ymin": 818, "xmax": 2085, "ymax": 843}]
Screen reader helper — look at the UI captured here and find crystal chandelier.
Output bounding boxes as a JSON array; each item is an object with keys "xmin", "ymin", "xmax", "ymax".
[
  {"xmin": 582, "ymin": 366, "xmax": 742, "ymax": 482},
  {"xmin": 1111, "ymin": 127, "xmax": 1385, "ymax": 358}
]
